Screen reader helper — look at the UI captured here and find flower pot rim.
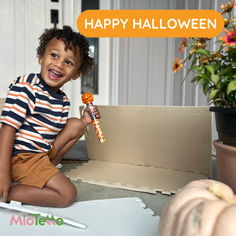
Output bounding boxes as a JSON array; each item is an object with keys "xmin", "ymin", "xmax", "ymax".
[
  {"xmin": 213, "ymin": 140, "xmax": 236, "ymax": 150},
  {"xmin": 210, "ymin": 107, "xmax": 236, "ymax": 114}
]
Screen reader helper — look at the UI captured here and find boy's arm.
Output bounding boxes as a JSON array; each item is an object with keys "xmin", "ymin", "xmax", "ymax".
[{"xmin": 0, "ymin": 123, "xmax": 16, "ymax": 202}]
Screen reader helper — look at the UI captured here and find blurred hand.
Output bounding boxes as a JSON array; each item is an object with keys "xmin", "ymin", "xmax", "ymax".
[
  {"xmin": 0, "ymin": 171, "xmax": 11, "ymax": 202},
  {"xmin": 81, "ymin": 106, "xmax": 101, "ymax": 126}
]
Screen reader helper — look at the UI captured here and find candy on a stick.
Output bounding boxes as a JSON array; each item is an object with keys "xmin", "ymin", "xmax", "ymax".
[{"xmin": 81, "ymin": 93, "xmax": 106, "ymax": 143}]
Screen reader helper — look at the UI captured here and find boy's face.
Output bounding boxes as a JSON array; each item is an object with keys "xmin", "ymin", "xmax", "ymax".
[{"xmin": 38, "ymin": 38, "xmax": 81, "ymax": 93}]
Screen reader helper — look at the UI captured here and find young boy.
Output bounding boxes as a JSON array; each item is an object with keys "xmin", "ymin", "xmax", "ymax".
[{"xmin": 0, "ymin": 26, "xmax": 100, "ymax": 207}]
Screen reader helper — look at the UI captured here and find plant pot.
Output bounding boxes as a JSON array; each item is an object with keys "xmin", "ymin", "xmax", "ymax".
[
  {"xmin": 214, "ymin": 140, "xmax": 236, "ymax": 193},
  {"xmin": 210, "ymin": 107, "xmax": 236, "ymax": 147}
]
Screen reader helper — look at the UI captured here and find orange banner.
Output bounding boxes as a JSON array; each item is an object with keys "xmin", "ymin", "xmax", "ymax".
[{"xmin": 77, "ymin": 10, "xmax": 224, "ymax": 38}]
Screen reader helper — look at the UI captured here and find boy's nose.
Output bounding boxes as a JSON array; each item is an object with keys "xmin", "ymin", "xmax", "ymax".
[{"xmin": 55, "ymin": 59, "xmax": 64, "ymax": 70}]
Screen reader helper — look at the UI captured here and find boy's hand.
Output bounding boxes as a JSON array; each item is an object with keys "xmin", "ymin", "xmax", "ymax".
[
  {"xmin": 81, "ymin": 106, "xmax": 101, "ymax": 126},
  {"xmin": 0, "ymin": 171, "xmax": 11, "ymax": 202},
  {"xmin": 0, "ymin": 124, "xmax": 16, "ymax": 203}
]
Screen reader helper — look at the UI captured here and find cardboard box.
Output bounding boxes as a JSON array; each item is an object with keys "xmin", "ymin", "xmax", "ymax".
[
  {"xmin": 65, "ymin": 106, "xmax": 212, "ymax": 195},
  {"xmin": 0, "ymin": 98, "xmax": 4, "ymax": 111}
]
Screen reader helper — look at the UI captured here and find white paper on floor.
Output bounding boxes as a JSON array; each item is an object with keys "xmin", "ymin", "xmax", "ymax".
[{"xmin": 0, "ymin": 197, "xmax": 159, "ymax": 236}]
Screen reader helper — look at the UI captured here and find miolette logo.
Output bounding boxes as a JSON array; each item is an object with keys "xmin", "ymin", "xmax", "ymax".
[
  {"xmin": 9, "ymin": 214, "xmax": 63, "ymax": 226},
  {"xmin": 77, "ymin": 10, "xmax": 224, "ymax": 38}
]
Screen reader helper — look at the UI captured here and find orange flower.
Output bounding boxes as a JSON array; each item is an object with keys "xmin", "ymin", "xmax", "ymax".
[
  {"xmin": 221, "ymin": 0, "xmax": 236, "ymax": 14},
  {"xmin": 172, "ymin": 57, "xmax": 183, "ymax": 73},
  {"xmin": 189, "ymin": 48, "xmax": 196, "ymax": 54},
  {"xmin": 200, "ymin": 55, "xmax": 213, "ymax": 65},
  {"xmin": 178, "ymin": 38, "xmax": 188, "ymax": 53},
  {"xmin": 212, "ymin": 51, "xmax": 223, "ymax": 59},
  {"xmin": 219, "ymin": 25, "xmax": 236, "ymax": 46},
  {"xmin": 188, "ymin": 40, "xmax": 207, "ymax": 55}
]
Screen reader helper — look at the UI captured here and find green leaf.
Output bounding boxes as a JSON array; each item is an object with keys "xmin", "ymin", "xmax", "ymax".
[
  {"xmin": 191, "ymin": 66, "xmax": 202, "ymax": 72},
  {"xmin": 213, "ymin": 98, "xmax": 222, "ymax": 103},
  {"xmin": 213, "ymin": 62, "xmax": 221, "ymax": 72},
  {"xmin": 231, "ymin": 62, "xmax": 236, "ymax": 67},
  {"xmin": 227, "ymin": 80, "xmax": 236, "ymax": 95},
  {"xmin": 218, "ymin": 66, "xmax": 233, "ymax": 76},
  {"xmin": 195, "ymin": 48, "xmax": 210, "ymax": 56},
  {"xmin": 188, "ymin": 53, "xmax": 193, "ymax": 60},
  {"xmin": 216, "ymin": 81, "xmax": 222, "ymax": 89},
  {"xmin": 203, "ymin": 83, "xmax": 209, "ymax": 96},
  {"xmin": 228, "ymin": 48, "xmax": 236, "ymax": 60},
  {"xmin": 211, "ymin": 74, "xmax": 219, "ymax": 85},
  {"xmin": 205, "ymin": 65, "xmax": 215, "ymax": 75},
  {"xmin": 191, "ymin": 76, "xmax": 201, "ymax": 83},
  {"xmin": 227, "ymin": 93, "xmax": 236, "ymax": 104},
  {"xmin": 181, "ymin": 68, "xmax": 192, "ymax": 86},
  {"xmin": 198, "ymin": 73, "xmax": 210, "ymax": 80},
  {"xmin": 197, "ymin": 78, "xmax": 204, "ymax": 86},
  {"xmin": 208, "ymin": 89, "xmax": 218, "ymax": 101},
  {"xmin": 191, "ymin": 57, "xmax": 197, "ymax": 67}
]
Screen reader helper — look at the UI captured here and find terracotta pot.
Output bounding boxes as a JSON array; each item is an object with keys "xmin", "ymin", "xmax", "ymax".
[{"xmin": 214, "ymin": 140, "xmax": 236, "ymax": 193}]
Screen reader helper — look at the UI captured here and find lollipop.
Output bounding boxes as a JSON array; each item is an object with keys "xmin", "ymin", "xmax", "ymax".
[{"xmin": 82, "ymin": 93, "xmax": 106, "ymax": 143}]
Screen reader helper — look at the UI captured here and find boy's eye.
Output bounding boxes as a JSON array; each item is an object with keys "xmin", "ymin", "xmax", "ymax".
[
  {"xmin": 65, "ymin": 60, "xmax": 73, "ymax": 66},
  {"xmin": 51, "ymin": 53, "xmax": 58, "ymax": 58}
]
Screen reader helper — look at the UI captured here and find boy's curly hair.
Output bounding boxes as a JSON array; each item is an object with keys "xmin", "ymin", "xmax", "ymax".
[{"xmin": 37, "ymin": 26, "xmax": 93, "ymax": 75}]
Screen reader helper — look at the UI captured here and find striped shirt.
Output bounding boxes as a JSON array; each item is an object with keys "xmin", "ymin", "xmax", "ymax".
[{"xmin": 0, "ymin": 73, "xmax": 70, "ymax": 156}]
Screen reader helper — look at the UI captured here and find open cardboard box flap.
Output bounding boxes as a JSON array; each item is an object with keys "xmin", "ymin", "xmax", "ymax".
[{"xmin": 66, "ymin": 106, "xmax": 211, "ymax": 195}]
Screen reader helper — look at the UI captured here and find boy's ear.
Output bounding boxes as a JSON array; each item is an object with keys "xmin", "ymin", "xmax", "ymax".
[
  {"xmin": 72, "ymin": 71, "xmax": 80, "ymax": 80},
  {"xmin": 38, "ymin": 57, "xmax": 42, "ymax": 65}
]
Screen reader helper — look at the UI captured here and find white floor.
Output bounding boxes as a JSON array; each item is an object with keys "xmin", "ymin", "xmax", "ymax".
[{"xmin": 0, "ymin": 198, "xmax": 159, "ymax": 236}]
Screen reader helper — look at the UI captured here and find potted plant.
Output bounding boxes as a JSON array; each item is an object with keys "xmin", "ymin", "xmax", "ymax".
[
  {"xmin": 172, "ymin": 1, "xmax": 236, "ymax": 191},
  {"xmin": 172, "ymin": 0, "xmax": 236, "ymax": 146}
]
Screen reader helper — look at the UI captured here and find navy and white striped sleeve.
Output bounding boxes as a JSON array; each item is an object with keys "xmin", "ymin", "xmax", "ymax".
[{"xmin": 0, "ymin": 76, "xmax": 36, "ymax": 129}]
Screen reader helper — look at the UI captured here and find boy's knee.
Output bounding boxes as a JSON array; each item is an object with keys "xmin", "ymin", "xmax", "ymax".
[{"xmin": 60, "ymin": 183, "xmax": 77, "ymax": 207}]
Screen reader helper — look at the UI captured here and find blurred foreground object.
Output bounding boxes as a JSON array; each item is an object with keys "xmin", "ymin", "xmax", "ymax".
[{"xmin": 159, "ymin": 179, "xmax": 236, "ymax": 236}]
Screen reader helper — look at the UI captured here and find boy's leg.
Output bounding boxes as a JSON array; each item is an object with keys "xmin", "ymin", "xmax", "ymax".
[
  {"xmin": 50, "ymin": 117, "xmax": 86, "ymax": 165},
  {"xmin": 7, "ymin": 172, "xmax": 77, "ymax": 207},
  {"xmin": 7, "ymin": 118, "xmax": 85, "ymax": 207}
]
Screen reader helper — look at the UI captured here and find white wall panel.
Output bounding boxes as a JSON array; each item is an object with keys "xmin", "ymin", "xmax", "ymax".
[
  {"xmin": 118, "ymin": 0, "xmax": 173, "ymax": 105},
  {"xmin": 0, "ymin": 0, "xmax": 15, "ymax": 97},
  {"xmin": 24, "ymin": 0, "xmax": 45, "ymax": 74},
  {"xmin": 118, "ymin": 0, "xmax": 229, "ymax": 107},
  {"xmin": 14, "ymin": 0, "xmax": 25, "ymax": 77},
  {"xmin": 0, "ymin": 0, "xmax": 47, "ymax": 98},
  {"xmin": 119, "ymin": 37, "xmax": 130, "ymax": 104}
]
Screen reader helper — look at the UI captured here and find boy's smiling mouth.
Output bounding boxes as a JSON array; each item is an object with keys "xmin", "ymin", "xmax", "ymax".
[{"xmin": 48, "ymin": 69, "xmax": 63, "ymax": 80}]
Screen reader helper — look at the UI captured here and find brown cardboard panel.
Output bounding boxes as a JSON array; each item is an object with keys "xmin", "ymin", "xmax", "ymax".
[
  {"xmin": 69, "ymin": 106, "xmax": 212, "ymax": 194},
  {"xmin": 0, "ymin": 99, "xmax": 5, "ymax": 112},
  {"xmin": 84, "ymin": 106, "xmax": 211, "ymax": 175},
  {"xmin": 64, "ymin": 160, "xmax": 208, "ymax": 195}
]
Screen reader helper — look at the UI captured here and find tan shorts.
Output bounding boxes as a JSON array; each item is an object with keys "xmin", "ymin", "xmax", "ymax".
[{"xmin": 11, "ymin": 145, "xmax": 60, "ymax": 189}]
